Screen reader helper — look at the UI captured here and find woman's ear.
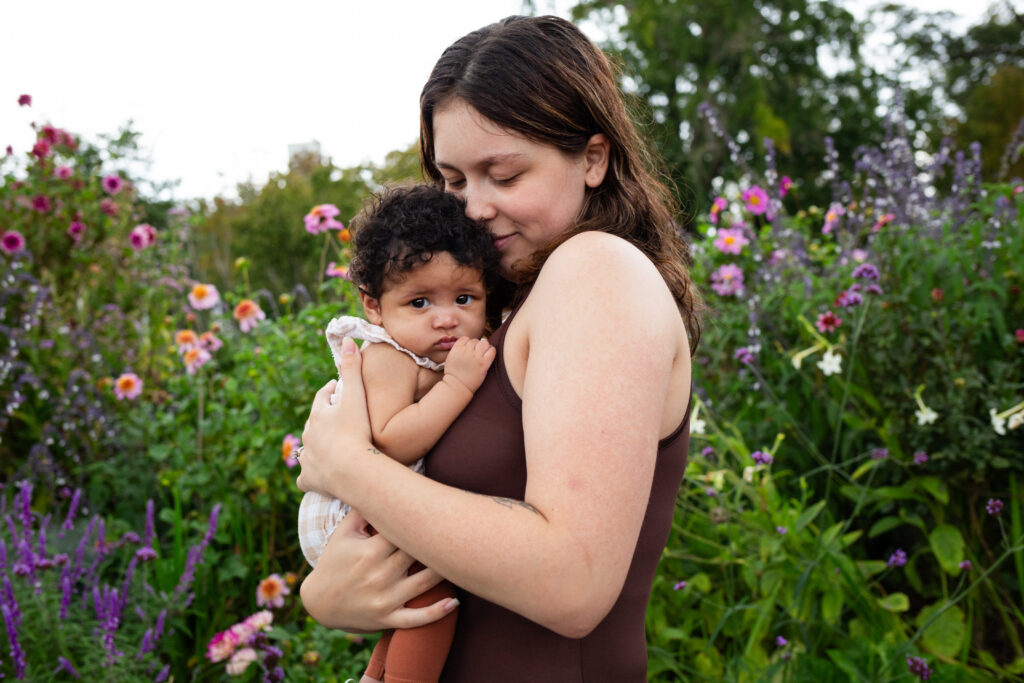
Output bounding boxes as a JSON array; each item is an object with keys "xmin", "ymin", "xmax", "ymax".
[
  {"xmin": 583, "ymin": 133, "xmax": 610, "ymax": 188},
  {"xmin": 359, "ymin": 291, "xmax": 384, "ymax": 326}
]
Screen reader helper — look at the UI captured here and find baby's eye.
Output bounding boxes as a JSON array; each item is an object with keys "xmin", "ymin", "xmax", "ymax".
[
  {"xmin": 409, "ymin": 298, "xmax": 428, "ymax": 309},
  {"xmin": 455, "ymin": 294, "xmax": 474, "ymax": 305}
]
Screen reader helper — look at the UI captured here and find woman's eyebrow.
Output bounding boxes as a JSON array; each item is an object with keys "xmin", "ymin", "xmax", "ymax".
[{"xmin": 436, "ymin": 153, "xmax": 526, "ymax": 171}]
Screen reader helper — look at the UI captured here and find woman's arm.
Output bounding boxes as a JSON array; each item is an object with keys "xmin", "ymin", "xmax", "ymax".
[{"xmin": 299, "ymin": 232, "xmax": 684, "ymax": 637}]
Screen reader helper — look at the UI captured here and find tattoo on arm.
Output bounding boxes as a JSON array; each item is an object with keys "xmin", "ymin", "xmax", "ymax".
[
  {"xmin": 367, "ymin": 447, "xmax": 382, "ymax": 455},
  {"xmin": 485, "ymin": 495, "xmax": 540, "ymax": 515}
]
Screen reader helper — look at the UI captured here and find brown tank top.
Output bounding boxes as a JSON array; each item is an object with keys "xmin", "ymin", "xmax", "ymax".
[{"xmin": 425, "ymin": 304, "xmax": 691, "ymax": 682}]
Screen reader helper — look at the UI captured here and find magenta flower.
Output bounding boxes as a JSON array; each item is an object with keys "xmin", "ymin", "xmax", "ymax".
[
  {"xmin": 129, "ymin": 224, "xmax": 156, "ymax": 251},
  {"xmin": 986, "ymin": 498, "xmax": 1003, "ymax": 516},
  {"xmin": 282, "ymin": 433, "xmax": 301, "ymax": 468},
  {"xmin": 102, "ymin": 174, "xmax": 124, "ymax": 195},
  {"xmin": 822, "ymin": 203, "xmax": 845, "ymax": 234},
  {"xmin": 67, "ymin": 221, "xmax": 86, "ymax": 244},
  {"xmin": 834, "ymin": 289, "xmax": 863, "ymax": 308},
  {"xmin": 779, "ymin": 176, "xmax": 794, "ymax": 197},
  {"xmin": 734, "ymin": 346, "xmax": 755, "ymax": 365},
  {"xmin": 206, "ymin": 629, "xmax": 240, "ymax": 663},
  {"xmin": 114, "ymin": 372, "xmax": 143, "ymax": 400},
  {"xmin": 1015, "ymin": 329, "xmax": 1024, "ymax": 343},
  {"xmin": 188, "ymin": 283, "xmax": 220, "ymax": 310},
  {"xmin": 958, "ymin": 560, "xmax": 971, "ymax": 572},
  {"xmin": 913, "ymin": 451, "xmax": 929, "ymax": 465},
  {"xmin": 18, "ymin": 94, "xmax": 31, "ymax": 106},
  {"xmin": 183, "ymin": 347, "xmax": 212, "ymax": 375},
  {"xmin": 56, "ymin": 165, "xmax": 74, "ymax": 179},
  {"xmin": 709, "ymin": 196, "xmax": 727, "ymax": 224},
  {"xmin": 304, "ymin": 204, "xmax": 344, "ymax": 234},
  {"xmin": 713, "ymin": 227, "xmax": 749, "ymax": 255},
  {"xmin": 32, "ymin": 140, "xmax": 52, "ymax": 159},
  {"xmin": 1, "ymin": 230, "xmax": 27, "ymax": 254},
  {"xmin": 887, "ymin": 548, "xmax": 907, "ymax": 568},
  {"xmin": 673, "ymin": 580, "xmax": 686, "ymax": 590},
  {"xmin": 711, "ymin": 263, "xmax": 744, "ymax": 296},
  {"xmin": 99, "ymin": 198, "xmax": 118, "ymax": 216},
  {"xmin": 33, "ymin": 195, "xmax": 52, "ymax": 213},
  {"xmin": 815, "ymin": 311, "xmax": 842, "ymax": 333},
  {"xmin": 742, "ymin": 186, "xmax": 769, "ymax": 215},
  {"xmin": 325, "ymin": 261, "xmax": 350, "ymax": 279}
]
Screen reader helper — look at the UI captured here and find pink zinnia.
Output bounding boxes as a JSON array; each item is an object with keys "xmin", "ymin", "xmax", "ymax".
[
  {"xmin": 199, "ymin": 331, "xmax": 223, "ymax": 352},
  {"xmin": 709, "ymin": 197, "xmax": 728, "ymax": 225},
  {"xmin": 2, "ymin": 231, "xmax": 27, "ymax": 254},
  {"xmin": 742, "ymin": 186, "xmax": 769, "ymax": 215},
  {"xmin": 18, "ymin": 94, "xmax": 31, "ymax": 107},
  {"xmin": 114, "ymin": 372, "xmax": 143, "ymax": 400},
  {"xmin": 815, "ymin": 311, "xmax": 843, "ymax": 333},
  {"xmin": 256, "ymin": 573, "xmax": 290, "ymax": 608},
  {"xmin": 188, "ymin": 283, "xmax": 220, "ymax": 310},
  {"xmin": 102, "ymin": 175, "xmax": 124, "ymax": 195},
  {"xmin": 67, "ymin": 221, "xmax": 86, "ymax": 243},
  {"xmin": 56, "ymin": 165, "xmax": 74, "ymax": 179},
  {"xmin": 233, "ymin": 299, "xmax": 266, "ymax": 333},
  {"xmin": 780, "ymin": 176, "xmax": 794, "ymax": 197},
  {"xmin": 282, "ymin": 433, "xmax": 301, "ymax": 468},
  {"xmin": 711, "ymin": 263, "xmax": 744, "ymax": 296},
  {"xmin": 304, "ymin": 204, "xmax": 344, "ymax": 234},
  {"xmin": 325, "ymin": 261, "xmax": 350, "ymax": 279},
  {"xmin": 174, "ymin": 329, "xmax": 199, "ymax": 354},
  {"xmin": 33, "ymin": 195, "xmax": 52, "ymax": 213},
  {"xmin": 183, "ymin": 347, "xmax": 212, "ymax": 375},
  {"xmin": 713, "ymin": 227, "xmax": 749, "ymax": 255}
]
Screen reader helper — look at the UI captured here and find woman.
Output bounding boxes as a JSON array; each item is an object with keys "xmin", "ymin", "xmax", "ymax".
[{"xmin": 297, "ymin": 15, "xmax": 701, "ymax": 681}]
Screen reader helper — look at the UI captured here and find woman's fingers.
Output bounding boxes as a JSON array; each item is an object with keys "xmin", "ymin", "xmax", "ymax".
[
  {"xmin": 389, "ymin": 597, "xmax": 459, "ymax": 630},
  {"xmin": 335, "ymin": 337, "xmax": 372, "ymax": 440}
]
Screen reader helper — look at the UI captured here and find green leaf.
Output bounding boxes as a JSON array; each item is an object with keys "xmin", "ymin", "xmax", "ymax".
[
  {"xmin": 929, "ymin": 524, "xmax": 965, "ymax": 574},
  {"xmin": 917, "ymin": 476, "xmax": 949, "ymax": 504},
  {"xmin": 795, "ymin": 500, "xmax": 826, "ymax": 532},
  {"xmin": 827, "ymin": 649, "xmax": 864, "ymax": 679},
  {"xmin": 689, "ymin": 572, "xmax": 712, "ymax": 593},
  {"xmin": 822, "ymin": 587, "xmax": 843, "ymax": 624},
  {"xmin": 868, "ymin": 515, "xmax": 905, "ymax": 538},
  {"xmin": 916, "ymin": 604, "xmax": 965, "ymax": 657},
  {"xmin": 877, "ymin": 593, "xmax": 910, "ymax": 612}
]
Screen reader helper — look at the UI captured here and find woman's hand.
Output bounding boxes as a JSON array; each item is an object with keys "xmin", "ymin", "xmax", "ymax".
[
  {"xmin": 296, "ymin": 337, "xmax": 372, "ymax": 498},
  {"xmin": 300, "ymin": 510, "xmax": 453, "ymax": 631}
]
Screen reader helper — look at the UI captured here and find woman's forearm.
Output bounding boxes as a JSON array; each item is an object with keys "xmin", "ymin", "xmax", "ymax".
[{"xmin": 335, "ymin": 445, "xmax": 623, "ymax": 638}]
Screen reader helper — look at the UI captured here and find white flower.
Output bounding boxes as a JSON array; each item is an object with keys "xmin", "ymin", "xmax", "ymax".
[
  {"xmin": 743, "ymin": 465, "xmax": 756, "ymax": 483},
  {"xmin": 690, "ymin": 416, "xmax": 706, "ymax": 434},
  {"xmin": 1009, "ymin": 412, "xmax": 1023, "ymax": 431},
  {"xmin": 226, "ymin": 647, "xmax": 258, "ymax": 676},
  {"xmin": 817, "ymin": 349, "xmax": 842, "ymax": 376},
  {"xmin": 915, "ymin": 406, "xmax": 938, "ymax": 426},
  {"xmin": 705, "ymin": 470, "xmax": 726, "ymax": 490},
  {"xmin": 991, "ymin": 409, "xmax": 1007, "ymax": 436}
]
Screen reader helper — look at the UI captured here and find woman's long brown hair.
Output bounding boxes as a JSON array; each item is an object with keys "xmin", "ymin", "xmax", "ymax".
[{"xmin": 419, "ymin": 15, "xmax": 702, "ymax": 352}]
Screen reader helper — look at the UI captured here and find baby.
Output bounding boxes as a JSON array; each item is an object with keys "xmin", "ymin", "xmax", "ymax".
[{"xmin": 297, "ymin": 184, "xmax": 500, "ymax": 683}]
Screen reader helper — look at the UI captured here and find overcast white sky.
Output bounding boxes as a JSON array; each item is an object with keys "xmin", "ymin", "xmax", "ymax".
[{"xmin": 0, "ymin": 0, "xmax": 1011, "ymax": 202}]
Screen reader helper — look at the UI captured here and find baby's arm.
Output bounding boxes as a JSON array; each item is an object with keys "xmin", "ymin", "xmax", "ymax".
[{"xmin": 362, "ymin": 338, "xmax": 495, "ymax": 464}]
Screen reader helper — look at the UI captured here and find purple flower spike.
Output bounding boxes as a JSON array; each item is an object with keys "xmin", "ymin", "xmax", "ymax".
[
  {"xmin": 986, "ymin": 498, "xmax": 1004, "ymax": 516},
  {"xmin": 906, "ymin": 655, "xmax": 933, "ymax": 680},
  {"xmin": 55, "ymin": 656, "xmax": 81, "ymax": 678},
  {"xmin": 62, "ymin": 488, "xmax": 82, "ymax": 534},
  {"xmin": 888, "ymin": 548, "xmax": 908, "ymax": 568},
  {"xmin": 142, "ymin": 499, "xmax": 155, "ymax": 547}
]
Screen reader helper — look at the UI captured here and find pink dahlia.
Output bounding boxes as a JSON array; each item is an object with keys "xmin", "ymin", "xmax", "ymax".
[
  {"xmin": 713, "ymin": 227, "xmax": 749, "ymax": 255},
  {"xmin": 256, "ymin": 573, "xmax": 290, "ymax": 608},
  {"xmin": 67, "ymin": 221, "xmax": 86, "ymax": 244},
  {"xmin": 183, "ymin": 347, "xmax": 212, "ymax": 375},
  {"xmin": 33, "ymin": 195, "xmax": 52, "ymax": 213},
  {"xmin": 188, "ymin": 283, "xmax": 220, "ymax": 310},
  {"xmin": 2, "ymin": 230, "xmax": 27, "ymax": 254},
  {"xmin": 742, "ymin": 186, "xmax": 769, "ymax": 215},
  {"xmin": 199, "ymin": 331, "xmax": 223, "ymax": 353},
  {"xmin": 304, "ymin": 204, "xmax": 343, "ymax": 234},
  {"xmin": 99, "ymin": 198, "xmax": 118, "ymax": 217},
  {"xmin": 32, "ymin": 140, "xmax": 51, "ymax": 159},
  {"xmin": 114, "ymin": 372, "xmax": 143, "ymax": 400},
  {"xmin": 206, "ymin": 629, "xmax": 239, "ymax": 663},
  {"xmin": 56, "ymin": 165, "xmax": 74, "ymax": 179},
  {"xmin": 282, "ymin": 433, "xmax": 301, "ymax": 468},
  {"xmin": 711, "ymin": 263, "xmax": 744, "ymax": 296},
  {"xmin": 233, "ymin": 299, "xmax": 265, "ymax": 333},
  {"xmin": 102, "ymin": 175, "xmax": 124, "ymax": 195},
  {"xmin": 129, "ymin": 224, "xmax": 156, "ymax": 251}
]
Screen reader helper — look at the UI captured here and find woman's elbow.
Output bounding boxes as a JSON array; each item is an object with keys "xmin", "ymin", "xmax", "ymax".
[{"xmin": 544, "ymin": 598, "xmax": 615, "ymax": 639}]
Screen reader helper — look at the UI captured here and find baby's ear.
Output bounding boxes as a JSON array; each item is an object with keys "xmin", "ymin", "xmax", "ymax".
[{"xmin": 359, "ymin": 290, "xmax": 384, "ymax": 325}]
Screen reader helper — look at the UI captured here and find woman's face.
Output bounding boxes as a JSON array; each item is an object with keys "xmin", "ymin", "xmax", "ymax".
[{"xmin": 432, "ymin": 100, "xmax": 607, "ymax": 278}]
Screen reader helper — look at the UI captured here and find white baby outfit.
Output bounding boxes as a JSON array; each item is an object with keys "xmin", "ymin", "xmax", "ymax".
[{"xmin": 297, "ymin": 316, "xmax": 444, "ymax": 568}]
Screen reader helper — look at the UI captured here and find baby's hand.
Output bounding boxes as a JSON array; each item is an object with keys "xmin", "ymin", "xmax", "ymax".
[{"xmin": 443, "ymin": 337, "xmax": 496, "ymax": 394}]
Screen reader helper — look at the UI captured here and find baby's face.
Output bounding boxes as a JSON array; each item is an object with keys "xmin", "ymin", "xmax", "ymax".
[{"xmin": 364, "ymin": 252, "xmax": 487, "ymax": 364}]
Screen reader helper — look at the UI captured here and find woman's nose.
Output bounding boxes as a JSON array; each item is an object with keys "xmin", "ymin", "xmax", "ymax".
[{"xmin": 464, "ymin": 182, "xmax": 497, "ymax": 222}]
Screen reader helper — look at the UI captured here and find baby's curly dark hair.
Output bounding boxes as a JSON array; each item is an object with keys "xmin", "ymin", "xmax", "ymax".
[{"xmin": 349, "ymin": 184, "xmax": 501, "ymax": 306}]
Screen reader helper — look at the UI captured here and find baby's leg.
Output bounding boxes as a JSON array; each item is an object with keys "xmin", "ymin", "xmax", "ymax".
[
  {"xmin": 378, "ymin": 580, "xmax": 458, "ymax": 683},
  {"xmin": 362, "ymin": 630, "xmax": 393, "ymax": 683},
  {"xmin": 297, "ymin": 493, "xmax": 348, "ymax": 567}
]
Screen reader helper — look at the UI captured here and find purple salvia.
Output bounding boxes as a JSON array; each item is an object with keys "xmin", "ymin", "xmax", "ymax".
[
  {"xmin": 72, "ymin": 515, "xmax": 97, "ymax": 579},
  {"xmin": 61, "ymin": 488, "xmax": 82, "ymax": 534},
  {"xmin": 135, "ymin": 605, "xmax": 147, "ymax": 621},
  {"xmin": 17, "ymin": 480, "xmax": 32, "ymax": 532},
  {"xmin": 117, "ymin": 555, "xmax": 139, "ymax": 618},
  {"xmin": 55, "ymin": 656, "xmax": 81, "ymax": 678},
  {"xmin": 155, "ymin": 664, "xmax": 171, "ymax": 682},
  {"xmin": 997, "ymin": 117, "xmax": 1024, "ymax": 181},
  {"xmin": 203, "ymin": 503, "xmax": 222, "ymax": 547},
  {"xmin": 59, "ymin": 566, "xmax": 72, "ymax": 619},
  {"xmin": 37, "ymin": 524, "xmax": 47, "ymax": 558},
  {"xmin": 1, "ymin": 602, "xmax": 26, "ymax": 677},
  {"xmin": 174, "ymin": 546, "xmax": 203, "ymax": 594},
  {"xmin": 138, "ymin": 627, "xmax": 155, "ymax": 658},
  {"xmin": 0, "ymin": 537, "xmax": 6, "ymax": 571}
]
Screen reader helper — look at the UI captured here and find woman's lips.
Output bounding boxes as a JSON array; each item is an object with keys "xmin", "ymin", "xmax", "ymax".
[{"xmin": 492, "ymin": 233, "xmax": 515, "ymax": 250}]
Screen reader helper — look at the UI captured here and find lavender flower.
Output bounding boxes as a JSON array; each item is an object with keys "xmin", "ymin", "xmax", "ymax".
[
  {"xmin": 913, "ymin": 451, "xmax": 929, "ymax": 465},
  {"xmin": 888, "ymin": 548, "xmax": 907, "ymax": 568},
  {"xmin": 775, "ymin": 635, "xmax": 788, "ymax": 647},
  {"xmin": 835, "ymin": 289, "xmax": 863, "ymax": 308},
  {"xmin": 734, "ymin": 346, "xmax": 755, "ymax": 365},
  {"xmin": 872, "ymin": 448, "xmax": 889, "ymax": 460},
  {"xmin": 906, "ymin": 655, "xmax": 933, "ymax": 680},
  {"xmin": 776, "ymin": 526, "xmax": 788, "ymax": 535},
  {"xmin": 1, "ymin": 602, "xmax": 27, "ymax": 677},
  {"xmin": 958, "ymin": 560, "xmax": 972, "ymax": 572},
  {"xmin": 851, "ymin": 263, "xmax": 880, "ymax": 280},
  {"xmin": 61, "ymin": 488, "xmax": 82, "ymax": 533},
  {"xmin": 752, "ymin": 451, "xmax": 773, "ymax": 465},
  {"xmin": 55, "ymin": 656, "xmax": 81, "ymax": 678},
  {"xmin": 986, "ymin": 499, "xmax": 1003, "ymax": 516}
]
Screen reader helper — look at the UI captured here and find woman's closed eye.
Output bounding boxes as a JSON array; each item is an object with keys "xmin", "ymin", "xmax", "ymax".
[
  {"xmin": 493, "ymin": 173, "xmax": 520, "ymax": 186},
  {"xmin": 443, "ymin": 177, "xmax": 466, "ymax": 191}
]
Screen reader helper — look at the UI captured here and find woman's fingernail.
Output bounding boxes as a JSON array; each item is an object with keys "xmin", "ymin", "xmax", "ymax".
[
  {"xmin": 443, "ymin": 598, "xmax": 460, "ymax": 613},
  {"xmin": 341, "ymin": 337, "xmax": 357, "ymax": 355}
]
